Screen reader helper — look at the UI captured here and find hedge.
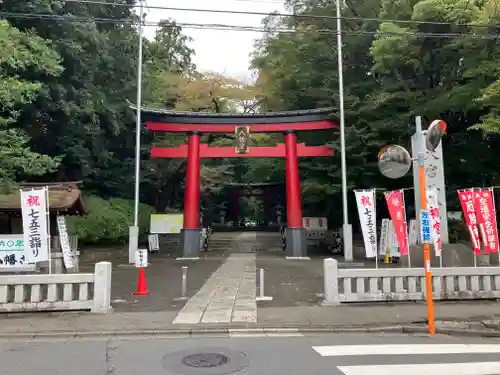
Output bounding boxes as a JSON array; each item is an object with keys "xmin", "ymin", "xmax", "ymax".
[{"xmin": 66, "ymin": 196, "xmax": 154, "ymax": 244}]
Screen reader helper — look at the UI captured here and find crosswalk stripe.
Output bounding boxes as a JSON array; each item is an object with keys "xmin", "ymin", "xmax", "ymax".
[
  {"xmin": 337, "ymin": 362, "xmax": 500, "ymax": 375},
  {"xmin": 312, "ymin": 344, "xmax": 500, "ymax": 357}
]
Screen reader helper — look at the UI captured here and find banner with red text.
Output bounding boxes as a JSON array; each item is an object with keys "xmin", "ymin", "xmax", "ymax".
[
  {"xmin": 457, "ymin": 189, "xmax": 481, "ymax": 255},
  {"xmin": 384, "ymin": 190, "xmax": 409, "ymax": 256},
  {"xmin": 473, "ymin": 188, "xmax": 499, "ymax": 253},
  {"xmin": 426, "ymin": 186, "xmax": 442, "ymax": 256},
  {"xmin": 354, "ymin": 189, "xmax": 377, "ymax": 258},
  {"xmin": 20, "ymin": 188, "xmax": 50, "ymax": 263}
]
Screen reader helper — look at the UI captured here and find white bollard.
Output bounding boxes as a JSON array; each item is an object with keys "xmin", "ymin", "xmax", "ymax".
[
  {"xmin": 256, "ymin": 268, "xmax": 273, "ymax": 301},
  {"xmin": 259, "ymin": 268, "xmax": 264, "ymax": 298},
  {"xmin": 181, "ymin": 266, "xmax": 188, "ymax": 300}
]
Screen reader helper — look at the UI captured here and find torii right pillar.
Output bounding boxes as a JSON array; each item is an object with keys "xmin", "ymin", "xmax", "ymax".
[{"xmin": 284, "ymin": 130, "xmax": 307, "ymax": 257}]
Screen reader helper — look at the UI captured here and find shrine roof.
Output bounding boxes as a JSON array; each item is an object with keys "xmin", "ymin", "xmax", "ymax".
[
  {"xmin": 131, "ymin": 105, "xmax": 337, "ymax": 125},
  {"xmin": 0, "ymin": 182, "xmax": 86, "ymax": 215}
]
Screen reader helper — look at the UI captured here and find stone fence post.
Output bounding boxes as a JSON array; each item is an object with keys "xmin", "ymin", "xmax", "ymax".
[
  {"xmin": 323, "ymin": 258, "xmax": 340, "ymax": 306},
  {"xmin": 91, "ymin": 261, "xmax": 113, "ymax": 313}
]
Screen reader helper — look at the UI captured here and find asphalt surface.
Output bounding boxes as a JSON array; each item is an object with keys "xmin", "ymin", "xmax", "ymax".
[
  {"xmin": 80, "ymin": 247, "xmax": 228, "ymax": 313},
  {"xmin": 2, "ymin": 332, "xmax": 500, "ymax": 374}
]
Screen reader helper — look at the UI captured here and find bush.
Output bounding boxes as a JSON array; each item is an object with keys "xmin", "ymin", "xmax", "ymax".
[{"xmin": 66, "ymin": 196, "xmax": 154, "ymax": 244}]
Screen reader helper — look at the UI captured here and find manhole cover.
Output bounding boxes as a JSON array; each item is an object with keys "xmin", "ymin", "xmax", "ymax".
[
  {"xmin": 163, "ymin": 347, "xmax": 249, "ymax": 375},
  {"xmin": 182, "ymin": 353, "xmax": 229, "ymax": 368}
]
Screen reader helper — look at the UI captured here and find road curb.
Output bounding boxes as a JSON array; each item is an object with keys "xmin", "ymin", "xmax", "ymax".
[
  {"xmin": 1, "ymin": 324, "xmax": 500, "ymax": 339},
  {"xmin": 402, "ymin": 325, "xmax": 500, "ymax": 338}
]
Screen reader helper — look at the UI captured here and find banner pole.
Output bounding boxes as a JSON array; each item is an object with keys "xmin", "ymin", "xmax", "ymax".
[
  {"xmin": 490, "ymin": 187, "xmax": 500, "ymax": 264},
  {"xmin": 439, "ymin": 240, "xmax": 443, "ymax": 268},
  {"xmin": 472, "ymin": 188, "xmax": 478, "ymax": 267},
  {"xmin": 45, "ymin": 187, "xmax": 52, "ymax": 275},
  {"xmin": 374, "ymin": 188, "xmax": 378, "ymax": 269},
  {"xmin": 401, "ymin": 189, "xmax": 411, "ymax": 268}
]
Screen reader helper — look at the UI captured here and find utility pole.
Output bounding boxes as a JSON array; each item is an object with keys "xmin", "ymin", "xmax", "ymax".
[
  {"xmin": 335, "ymin": 0, "xmax": 353, "ymax": 261},
  {"xmin": 129, "ymin": 0, "xmax": 145, "ymax": 263}
]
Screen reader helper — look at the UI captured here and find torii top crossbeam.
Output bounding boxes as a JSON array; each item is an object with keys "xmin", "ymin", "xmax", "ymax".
[
  {"xmin": 137, "ymin": 106, "xmax": 338, "ymax": 133},
  {"xmin": 136, "ymin": 106, "xmax": 338, "ymax": 158}
]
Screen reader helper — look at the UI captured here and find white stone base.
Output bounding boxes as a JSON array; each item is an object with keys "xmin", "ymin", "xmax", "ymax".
[{"xmin": 256, "ymin": 296, "xmax": 273, "ymax": 301}]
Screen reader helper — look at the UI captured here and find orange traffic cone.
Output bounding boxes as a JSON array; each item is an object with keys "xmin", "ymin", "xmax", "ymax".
[{"xmin": 133, "ymin": 267, "xmax": 150, "ymax": 296}]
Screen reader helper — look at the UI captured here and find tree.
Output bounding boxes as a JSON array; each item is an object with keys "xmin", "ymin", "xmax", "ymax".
[
  {"xmin": 368, "ymin": 0, "xmax": 500, "ymax": 190},
  {"xmin": 0, "ymin": 0, "xmax": 141, "ymax": 196},
  {"xmin": 251, "ymin": 0, "xmax": 500, "ymax": 225},
  {"xmin": 0, "ymin": 20, "xmax": 62, "ymax": 192}
]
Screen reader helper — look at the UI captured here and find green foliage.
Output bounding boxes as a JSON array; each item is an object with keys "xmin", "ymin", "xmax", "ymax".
[
  {"xmin": 0, "ymin": 20, "xmax": 62, "ymax": 192},
  {"xmin": 7, "ymin": 0, "xmax": 500, "ymax": 235},
  {"xmin": 66, "ymin": 196, "xmax": 154, "ymax": 244},
  {"xmin": 250, "ymin": 0, "xmax": 500, "ymax": 225}
]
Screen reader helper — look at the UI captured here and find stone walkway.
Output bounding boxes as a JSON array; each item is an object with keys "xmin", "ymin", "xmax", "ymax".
[{"xmin": 172, "ymin": 253, "xmax": 257, "ymax": 324}]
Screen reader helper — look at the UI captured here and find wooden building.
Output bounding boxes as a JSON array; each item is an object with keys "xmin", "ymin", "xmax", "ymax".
[{"xmin": 0, "ymin": 181, "xmax": 86, "ymax": 235}]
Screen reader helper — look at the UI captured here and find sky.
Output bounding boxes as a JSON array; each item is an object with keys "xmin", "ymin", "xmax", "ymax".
[{"xmin": 143, "ymin": 0, "xmax": 286, "ymax": 82}]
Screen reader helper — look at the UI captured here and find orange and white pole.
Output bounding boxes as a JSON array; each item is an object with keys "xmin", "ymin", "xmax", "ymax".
[{"xmin": 415, "ymin": 116, "xmax": 435, "ymax": 335}]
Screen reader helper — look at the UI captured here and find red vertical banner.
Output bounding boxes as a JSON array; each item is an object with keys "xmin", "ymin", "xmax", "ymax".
[
  {"xmin": 384, "ymin": 190, "xmax": 409, "ymax": 256},
  {"xmin": 473, "ymin": 188, "xmax": 499, "ymax": 253},
  {"xmin": 457, "ymin": 189, "xmax": 481, "ymax": 255}
]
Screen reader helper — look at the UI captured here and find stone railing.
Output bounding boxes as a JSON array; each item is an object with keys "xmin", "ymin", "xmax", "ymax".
[
  {"xmin": 0, "ymin": 262, "xmax": 112, "ymax": 313},
  {"xmin": 323, "ymin": 258, "xmax": 500, "ymax": 305}
]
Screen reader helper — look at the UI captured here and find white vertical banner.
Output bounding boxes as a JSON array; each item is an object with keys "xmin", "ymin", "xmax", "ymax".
[
  {"xmin": 426, "ymin": 186, "xmax": 442, "ymax": 256},
  {"xmin": 379, "ymin": 218, "xmax": 389, "ymax": 256},
  {"xmin": 148, "ymin": 234, "xmax": 159, "ymax": 252},
  {"xmin": 412, "ymin": 133, "xmax": 449, "ymax": 243},
  {"xmin": 354, "ymin": 189, "xmax": 377, "ymax": 258},
  {"xmin": 389, "ymin": 221, "xmax": 401, "ymax": 257},
  {"xmin": 20, "ymin": 188, "xmax": 50, "ymax": 264},
  {"xmin": 56, "ymin": 216, "xmax": 74, "ymax": 269},
  {"xmin": 408, "ymin": 219, "xmax": 418, "ymax": 245}
]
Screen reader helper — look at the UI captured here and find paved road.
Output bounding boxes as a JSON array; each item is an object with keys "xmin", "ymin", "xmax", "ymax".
[{"xmin": 2, "ymin": 332, "xmax": 500, "ymax": 374}]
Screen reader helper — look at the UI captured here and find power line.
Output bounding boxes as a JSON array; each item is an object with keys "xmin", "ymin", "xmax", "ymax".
[
  {"xmin": 62, "ymin": 0, "xmax": 500, "ymax": 30},
  {"xmin": 1, "ymin": 11, "xmax": 499, "ymax": 39}
]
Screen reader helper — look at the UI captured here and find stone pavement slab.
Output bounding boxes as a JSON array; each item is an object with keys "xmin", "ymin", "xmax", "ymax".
[{"xmin": 173, "ymin": 253, "xmax": 257, "ymax": 324}]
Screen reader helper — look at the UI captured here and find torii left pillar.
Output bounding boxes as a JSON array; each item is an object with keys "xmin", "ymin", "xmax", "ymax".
[
  {"xmin": 180, "ymin": 131, "xmax": 201, "ymax": 258},
  {"xmin": 284, "ymin": 130, "xmax": 307, "ymax": 257}
]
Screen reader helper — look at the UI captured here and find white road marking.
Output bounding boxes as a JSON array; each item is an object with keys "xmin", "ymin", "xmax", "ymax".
[
  {"xmin": 337, "ymin": 362, "xmax": 500, "ymax": 375},
  {"xmin": 312, "ymin": 344, "xmax": 500, "ymax": 357}
]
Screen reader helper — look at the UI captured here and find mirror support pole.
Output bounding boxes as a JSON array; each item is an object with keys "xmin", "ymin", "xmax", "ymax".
[{"xmin": 415, "ymin": 116, "xmax": 436, "ymax": 335}]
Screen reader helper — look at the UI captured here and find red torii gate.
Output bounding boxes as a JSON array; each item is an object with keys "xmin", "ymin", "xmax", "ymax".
[{"xmin": 140, "ymin": 107, "xmax": 337, "ymax": 258}]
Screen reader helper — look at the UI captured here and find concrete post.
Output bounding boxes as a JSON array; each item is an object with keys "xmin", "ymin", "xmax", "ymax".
[
  {"xmin": 91, "ymin": 261, "xmax": 113, "ymax": 313},
  {"xmin": 323, "ymin": 258, "xmax": 340, "ymax": 306}
]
